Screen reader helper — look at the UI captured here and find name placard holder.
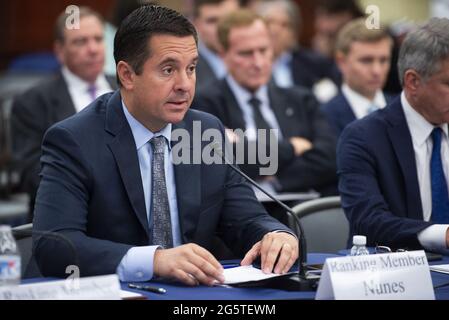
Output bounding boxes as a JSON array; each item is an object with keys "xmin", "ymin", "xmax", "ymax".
[
  {"xmin": 316, "ymin": 250, "xmax": 435, "ymax": 300},
  {"xmin": 0, "ymin": 274, "xmax": 121, "ymax": 300}
]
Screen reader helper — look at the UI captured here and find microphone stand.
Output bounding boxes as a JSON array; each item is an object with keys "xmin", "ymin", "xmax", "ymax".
[{"xmin": 213, "ymin": 144, "xmax": 319, "ymax": 291}]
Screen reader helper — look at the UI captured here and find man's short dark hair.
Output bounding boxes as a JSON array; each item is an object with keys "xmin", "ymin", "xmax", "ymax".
[
  {"xmin": 315, "ymin": 0, "xmax": 363, "ymax": 17},
  {"xmin": 114, "ymin": 5, "xmax": 198, "ymax": 85}
]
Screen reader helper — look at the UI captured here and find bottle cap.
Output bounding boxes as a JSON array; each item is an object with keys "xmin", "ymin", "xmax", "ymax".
[{"xmin": 353, "ymin": 235, "xmax": 367, "ymax": 246}]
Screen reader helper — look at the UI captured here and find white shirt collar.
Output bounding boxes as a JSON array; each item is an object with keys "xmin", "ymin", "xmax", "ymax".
[
  {"xmin": 61, "ymin": 66, "xmax": 109, "ymax": 91},
  {"xmin": 401, "ymin": 91, "xmax": 449, "ymax": 147},
  {"xmin": 121, "ymin": 100, "xmax": 172, "ymax": 151},
  {"xmin": 226, "ymin": 74, "xmax": 269, "ymax": 108},
  {"xmin": 342, "ymin": 83, "xmax": 386, "ymax": 119}
]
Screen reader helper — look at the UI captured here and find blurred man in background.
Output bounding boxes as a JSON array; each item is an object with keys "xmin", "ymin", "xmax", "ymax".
[
  {"xmin": 11, "ymin": 7, "xmax": 116, "ymax": 218},
  {"xmin": 312, "ymin": 0, "xmax": 363, "ymax": 59},
  {"xmin": 322, "ymin": 18, "xmax": 394, "ymax": 138},
  {"xmin": 194, "ymin": 9, "xmax": 337, "ymax": 196},
  {"xmin": 338, "ymin": 18, "xmax": 449, "ymax": 251},
  {"xmin": 256, "ymin": 0, "xmax": 337, "ymax": 91},
  {"xmin": 310, "ymin": 0, "xmax": 363, "ymax": 102},
  {"xmin": 193, "ymin": 0, "xmax": 239, "ymax": 90}
]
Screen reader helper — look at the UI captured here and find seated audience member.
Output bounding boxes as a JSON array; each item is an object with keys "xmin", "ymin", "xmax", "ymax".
[
  {"xmin": 322, "ymin": 18, "xmax": 394, "ymax": 138},
  {"xmin": 311, "ymin": 0, "xmax": 364, "ymax": 102},
  {"xmin": 338, "ymin": 18, "xmax": 449, "ymax": 252},
  {"xmin": 312, "ymin": 0, "xmax": 363, "ymax": 60},
  {"xmin": 33, "ymin": 5, "xmax": 298, "ymax": 284},
  {"xmin": 104, "ymin": 0, "xmax": 155, "ymax": 76},
  {"xmin": 194, "ymin": 10, "xmax": 337, "ymax": 195},
  {"xmin": 11, "ymin": 7, "xmax": 116, "ymax": 217},
  {"xmin": 256, "ymin": 0, "xmax": 336, "ymax": 90},
  {"xmin": 193, "ymin": 0, "xmax": 239, "ymax": 90}
]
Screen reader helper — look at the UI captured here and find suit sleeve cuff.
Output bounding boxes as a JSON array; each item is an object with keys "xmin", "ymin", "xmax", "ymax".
[
  {"xmin": 116, "ymin": 245, "xmax": 160, "ymax": 282},
  {"xmin": 417, "ymin": 224, "xmax": 449, "ymax": 252}
]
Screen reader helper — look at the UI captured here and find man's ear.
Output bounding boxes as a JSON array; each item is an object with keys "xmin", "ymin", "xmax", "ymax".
[
  {"xmin": 403, "ymin": 69, "xmax": 421, "ymax": 95},
  {"xmin": 117, "ymin": 61, "xmax": 135, "ymax": 90}
]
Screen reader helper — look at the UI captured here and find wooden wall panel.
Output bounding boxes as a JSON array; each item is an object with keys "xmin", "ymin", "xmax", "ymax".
[
  {"xmin": 0, "ymin": 0, "xmax": 114, "ymax": 71},
  {"xmin": 293, "ymin": 0, "xmax": 316, "ymax": 47}
]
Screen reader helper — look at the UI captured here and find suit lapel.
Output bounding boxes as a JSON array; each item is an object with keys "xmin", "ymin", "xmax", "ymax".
[
  {"xmin": 172, "ymin": 117, "xmax": 201, "ymax": 243},
  {"xmin": 222, "ymin": 80, "xmax": 247, "ymax": 130},
  {"xmin": 105, "ymin": 92, "xmax": 150, "ymax": 237},
  {"xmin": 385, "ymin": 98, "xmax": 423, "ymax": 219},
  {"xmin": 339, "ymin": 94, "xmax": 357, "ymax": 127},
  {"xmin": 52, "ymin": 73, "xmax": 76, "ymax": 120},
  {"xmin": 267, "ymin": 83, "xmax": 296, "ymax": 137}
]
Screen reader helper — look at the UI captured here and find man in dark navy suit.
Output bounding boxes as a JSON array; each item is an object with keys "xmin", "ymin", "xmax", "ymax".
[
  {"xmin": 322, "ymin": 18, "xmax": 394, "ymax": 139},
  {"xmin": 194, "ymin": 9, "xmax": 337, "ymax": 195},
  {"xmin": 33, "ymin": 5, "xmax": 297, "ymax": 285},
  {"xmin": 193, "ymin": 0, "xmax": 239, "ymax": 90},
  {"xmin": 338, "ymin": 18, "xmax": 449, "ymax": 251},
  {"xmin": 11, "ymin": 7, "xmax": 116, "ymax": 217}
]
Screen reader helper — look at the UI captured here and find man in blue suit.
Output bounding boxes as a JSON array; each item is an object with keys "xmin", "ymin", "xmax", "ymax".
[
  {"xmin": 33, "ymin": 5, "xmax": 298, "ymax": 285},
  {"xmin": 322, "ymin": 18, "xmax": 394, "ymax": 138},
  {"xmin": 338, "ymin": 18, "xmax": 449, "ymax": 251}
]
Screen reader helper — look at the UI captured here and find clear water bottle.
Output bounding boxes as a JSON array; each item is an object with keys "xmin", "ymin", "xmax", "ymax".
[
  {"xmin": 350, "ymin": 235, "xmax": 370, "ymax": 256},
  {"xmin": 0, "ymin": 225, "xmax": 21, "ymax": 286}
]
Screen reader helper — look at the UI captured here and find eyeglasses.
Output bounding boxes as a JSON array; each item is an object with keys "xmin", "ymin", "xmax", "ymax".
[{"xmin": 374, "ymin": 245, "xmax": 408, "ymax": 254}]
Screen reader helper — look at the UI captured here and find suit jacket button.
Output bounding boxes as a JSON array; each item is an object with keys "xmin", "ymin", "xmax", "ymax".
[{"xmin": 285, "ymin": 108, "xmax": 294, "ymax": 117}]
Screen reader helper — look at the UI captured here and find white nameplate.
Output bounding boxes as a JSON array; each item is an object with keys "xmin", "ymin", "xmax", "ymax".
[
  {"xmin": 316, "ymin": 250, "xmax": 435, "ymax": 300},
  {"xmin": 0, "ymin": 274, "xmax": 121, "ymax": 300}
]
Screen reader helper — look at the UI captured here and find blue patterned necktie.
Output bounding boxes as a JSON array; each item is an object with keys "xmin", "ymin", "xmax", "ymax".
[
  {"xmin": 150, "ymin": 136, "xmax": 173, "ymax": 248},
  {"xmin": 430, "ymin": 128, "xmax": 449, "ymax": 224}
]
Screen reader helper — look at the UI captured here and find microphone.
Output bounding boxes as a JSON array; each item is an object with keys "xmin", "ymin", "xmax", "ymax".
[
  {"xmin": 212, "ymin": 143, "xmax": 318, "ymax": 291},
  {"xmin": 12, "ymin": 226, "xmax": 80, "ymax": 277}
]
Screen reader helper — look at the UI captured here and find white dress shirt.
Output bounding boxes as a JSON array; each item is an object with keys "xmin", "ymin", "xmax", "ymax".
[
  {"xmin": 61, "ymin": 66, "xmax": 113, "ymax": 112},
  {"xmin": 341, "ymin": 84, "xmax": 387, "ymax": 119},
  {"xmin": 226, "ymin": 75, "xmax": 282, "ymax": 141},
  {"xmin": 401, "ymin": 92, "xmax": 449, "ymax": 251}
]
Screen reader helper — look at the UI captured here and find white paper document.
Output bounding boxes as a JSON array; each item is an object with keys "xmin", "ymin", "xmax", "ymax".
[
  {"xmin": 223, "ymin": 265, "xmax": 293, "ymax": 284},
  {"xmin": 430, "ymin": 264, "xmax": 449, "ymax": 274},
  {"xmin": 120, "ymin": 289, "xmax": 145, "ymax": 300}
]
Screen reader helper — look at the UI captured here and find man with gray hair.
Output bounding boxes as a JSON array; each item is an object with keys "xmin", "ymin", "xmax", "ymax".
[{"xmin": 338, "ymin": 18, "xmax": 449, "ymax": 252}]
